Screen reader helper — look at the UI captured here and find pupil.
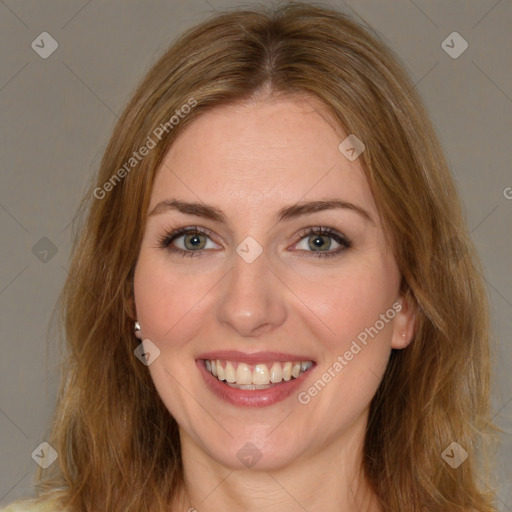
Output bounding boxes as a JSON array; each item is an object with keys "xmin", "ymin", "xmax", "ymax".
[
  {"xmin": 186, "ymin": 234, "xmax": 203, "ymax": 249},
  {"xmin": 310, "ymin": 235, "xmax": 330, "ymax": 250}
]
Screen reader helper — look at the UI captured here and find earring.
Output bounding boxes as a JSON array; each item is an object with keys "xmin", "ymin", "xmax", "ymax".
[{"xmin": 134, "ymin": 321, "xmax": 141, "ymax": 338}]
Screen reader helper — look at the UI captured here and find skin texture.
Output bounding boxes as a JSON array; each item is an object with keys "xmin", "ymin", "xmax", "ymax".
[{"xmin": 133, "ymin": 94, "xmax": 416, "ymax": 512}]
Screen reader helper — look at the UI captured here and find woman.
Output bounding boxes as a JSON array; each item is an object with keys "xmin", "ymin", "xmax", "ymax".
[{"xmin": 3, "ymin": 2, "xmax": 499, "ymax": 511}]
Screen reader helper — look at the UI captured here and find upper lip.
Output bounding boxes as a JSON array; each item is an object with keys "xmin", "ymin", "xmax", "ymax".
[{"xmin": 197, "ymin": 350, "xmax": 315, "ymax": 364}]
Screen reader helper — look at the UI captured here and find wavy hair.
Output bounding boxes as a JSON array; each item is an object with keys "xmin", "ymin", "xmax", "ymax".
[{"xmin": 32, "ymin": 2, "xmax": 498, "ymax": 511}]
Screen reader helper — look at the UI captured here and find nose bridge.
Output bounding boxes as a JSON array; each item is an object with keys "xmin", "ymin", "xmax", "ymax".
[{"xmin": 215, "ymin": 244, "xmax": 287, "ymax": 337}]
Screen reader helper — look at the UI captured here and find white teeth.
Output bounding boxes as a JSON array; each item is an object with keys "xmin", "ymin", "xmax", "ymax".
[
  {"xmin": 225, "ymin": 361, "xmax": 236, "ymax": 383},
  {"xmin": 236, "ymin": 363, "xmax": 253, "ymax": 385},
  {"xmin": 216, "ymin": 360, "xmax": 225, "ymax": 381},
  {"xmin": 253, "ymin": 364, "xmax": 270, "ymax": 385},
  {"xmin": 227, "ymin": 382, "xmax": 274, "ymax": 390},
  {"xmin": 269, "ymin": 362, "xmax": 283, "ymax": 383},
  {"xmin": 301, "ymin": 361, "xmax": 312, "ymax": 372},
  {"xmin": 282, "ymin": 362, "xmax": 292, "ymax": 381},
  {"xmin": 205, "ymin": 359, "xmax": 313, "ymax": 386}
]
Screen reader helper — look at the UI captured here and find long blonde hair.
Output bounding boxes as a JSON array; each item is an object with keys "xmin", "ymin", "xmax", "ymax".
[{"xmin": 34, "ymin": 3, "xmax": 498, "ymax": 511}]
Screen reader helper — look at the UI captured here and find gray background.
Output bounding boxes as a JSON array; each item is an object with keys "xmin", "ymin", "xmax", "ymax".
[{"xmin": 0, "ymin": 0, "xmax": 511, "ymax": 509}]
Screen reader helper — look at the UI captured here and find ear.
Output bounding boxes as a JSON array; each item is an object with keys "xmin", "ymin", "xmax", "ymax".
[
  {"xmin": 127, "ymin": 294, "xmax": 137, "ymax": 321},
  {"xmin": 124, "ymin": 281, "xmax": 142, "ymax": 338},
  {"xmin": 391, "ymin": 292, "xmax": 417, "ymax": 349},
  {"xmin": 124, "ymin": 276, "xmax": 138, "ymax": 320},
  {"xmin": 134, "ymin": 321, "xmax": 143, "ymax": 340}
]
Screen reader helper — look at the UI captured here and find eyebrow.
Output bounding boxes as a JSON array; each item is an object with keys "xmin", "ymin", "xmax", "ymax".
[{"xmin": 148, "ymin": 198, "xmax": 374, "ymax": 224}]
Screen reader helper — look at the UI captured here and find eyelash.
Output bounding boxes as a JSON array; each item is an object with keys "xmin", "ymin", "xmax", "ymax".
[{"xmin": 157, "ymin": 225, "xmax": 352, "ymax": 259}]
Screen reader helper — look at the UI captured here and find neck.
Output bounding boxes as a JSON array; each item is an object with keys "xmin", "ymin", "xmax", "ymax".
[{"xmin": 172, "ymin": 409, "xmax": 383, "ymax": 512}]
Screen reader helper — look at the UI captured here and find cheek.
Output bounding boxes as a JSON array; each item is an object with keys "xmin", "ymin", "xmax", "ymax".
[
  {"xmin": 294, "ymin": 264, "xmax": 398, "ymax": 417},
  {"xmin": 289, "ymin": 255, "xmax": 400, "ymax": 353},
  {"xmin": 133, "ymin": 252, "xmax": 214, "ymax": 345},
  {"xmin": 133, "ymin": 253, "xmax": 210, "ymax": 421}
]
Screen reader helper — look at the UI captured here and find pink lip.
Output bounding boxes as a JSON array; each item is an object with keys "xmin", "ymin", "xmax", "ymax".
[
  {"xmin": 197, "ymin": 350, "xmax": 315, "ymax": 364},
  {"xmin": 196, "ymin": 352, "xmax": 316, "ymax": 408}
]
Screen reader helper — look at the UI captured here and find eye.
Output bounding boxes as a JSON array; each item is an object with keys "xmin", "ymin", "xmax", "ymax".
[
  {"xmin": 293, "ymin": 227, "xmax": 352, "ymax": 258},
  {"xmin": 157, "ymin": 225, "xmax": 351, "ymax": 259},
  {"xmin": 157, "ymin": 226, "xmax": 220, "ymax": 257}
]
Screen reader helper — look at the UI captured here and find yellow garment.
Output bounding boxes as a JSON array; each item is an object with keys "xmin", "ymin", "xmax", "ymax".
[{"xmin": 1, "ymin": 497, "xmax": 65, "ymax": 512}]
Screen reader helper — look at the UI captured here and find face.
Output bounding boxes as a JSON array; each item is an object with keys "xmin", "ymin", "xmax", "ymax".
[{"xmin": 133, "ymin": 94, "xmax": 415, "ymax": 471}]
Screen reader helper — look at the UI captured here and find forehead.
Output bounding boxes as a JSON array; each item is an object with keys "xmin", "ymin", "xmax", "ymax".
[{"xmin": 149, "ymin": 95, "xmax": 376, "ymax": 218}]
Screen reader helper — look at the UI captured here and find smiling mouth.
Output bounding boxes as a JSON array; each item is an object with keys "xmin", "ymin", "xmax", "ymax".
[{"xmin": 203, "ymin": 359, "xmax": 314, "ymax": 389}]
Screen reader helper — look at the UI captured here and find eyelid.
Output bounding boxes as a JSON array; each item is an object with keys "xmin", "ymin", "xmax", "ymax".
[
  {"xmin": 157, "ymin": 225, "xmax": 220, "ymax": 249},
  {"xmin": 294, "ymin": 225, "xmax": 348, "ymax": 240}
]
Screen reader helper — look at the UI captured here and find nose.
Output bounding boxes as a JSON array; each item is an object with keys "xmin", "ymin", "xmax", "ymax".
[{"xmin": 215, "ymin": 248, "xmax": 287, "ymax": 338}]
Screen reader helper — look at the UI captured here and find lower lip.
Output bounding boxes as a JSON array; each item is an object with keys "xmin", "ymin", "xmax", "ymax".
[{"xmin": 196, "ymin": 360, "xmax": 314, "ymax": 408}]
